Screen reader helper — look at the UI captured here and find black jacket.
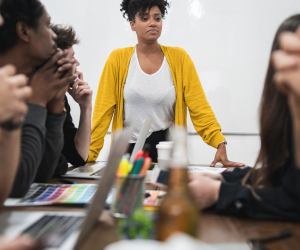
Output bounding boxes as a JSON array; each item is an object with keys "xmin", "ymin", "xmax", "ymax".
[
  {"xmin": 52, "ymin": 96, "xmax": 86, "ymax": 177},
  {"xmin": 216, "ymin": 118, "xmax": 300, "ymax": 221}
]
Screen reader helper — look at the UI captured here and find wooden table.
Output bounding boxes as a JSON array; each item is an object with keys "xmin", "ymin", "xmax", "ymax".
[{"xmin": 1, "ymin": 171, "xmax": 300, "ymax": 250}]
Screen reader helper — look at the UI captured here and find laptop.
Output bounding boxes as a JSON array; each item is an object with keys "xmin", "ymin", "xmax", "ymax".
[
  {"xmin": 0, "ymin": 129, "xmax": 132, "ymax": 250},
  {"xmin": 61, "ymin": 118, "xmax": 153, "ymax": 179}
]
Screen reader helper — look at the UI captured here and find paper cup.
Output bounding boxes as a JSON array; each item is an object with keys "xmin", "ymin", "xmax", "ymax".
[
  {"xmin": 156, "ymin": 144, "xmax": 173, "ymax": 159},
  {"xmin": 157, "ymin": 158, "xmax": 171, "ymax": 170},
  {"xmin": 158, "ymin": 141, "xmax": 174, "ymax": 146}
]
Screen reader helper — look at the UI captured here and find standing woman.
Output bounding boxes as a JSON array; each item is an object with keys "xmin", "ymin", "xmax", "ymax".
[{"xmin": 88, "ymin": 0, "xmax": 243, "ymax": 165}]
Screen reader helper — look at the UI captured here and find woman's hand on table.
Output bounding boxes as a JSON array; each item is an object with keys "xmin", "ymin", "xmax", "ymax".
[
  {"xmin": 188, "ymin": 172, "xmax": 221, "ymax": 209},
  {"xmin": 210, "ymin": 143, "xmax": 245, "ymax": 167}
]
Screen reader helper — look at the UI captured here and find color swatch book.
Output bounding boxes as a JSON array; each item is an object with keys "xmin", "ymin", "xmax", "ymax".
[
  {"xmin": 5, "ymin": 184, "xmax": 165, "ymax": 208},
  {"xmin": 4, "ymin": 183, "xmax": 101, "ymax": 206}
]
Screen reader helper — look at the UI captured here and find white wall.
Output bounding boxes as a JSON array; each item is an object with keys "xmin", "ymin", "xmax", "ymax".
[{"xmin": 40, "ymin": 0, "xmax": 298, "ymax": 165}]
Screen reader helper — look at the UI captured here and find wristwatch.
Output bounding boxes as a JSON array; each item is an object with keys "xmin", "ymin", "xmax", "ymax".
[
  {"xmin": 218, "ymin": 139, "xmax": 227, "ymax": 148},
  {"xmin": 0, "ymin": 119, "xmax": 25, "ymax": 131}
]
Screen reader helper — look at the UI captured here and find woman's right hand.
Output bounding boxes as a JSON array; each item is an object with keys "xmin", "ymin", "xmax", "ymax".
[
  {"xmin": 273, "ymin": 30, "xmax": 300, "ymax": 121},
  {"xmin": 0, "ymin": 235, "xmax": 41, "ymax": 250},
  {"xmin": 273, "ymin": 27, "xmax": 300, "ymax": 96}
]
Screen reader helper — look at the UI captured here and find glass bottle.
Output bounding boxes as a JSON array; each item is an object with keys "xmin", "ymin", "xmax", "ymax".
[{"xmin": 157, "ymin": 128, "xmax": 199, "ymax": 241}]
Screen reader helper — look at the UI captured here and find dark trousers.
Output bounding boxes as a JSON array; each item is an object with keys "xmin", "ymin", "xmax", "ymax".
[{"xmin": 127, "ymin": 129, "xmax": 171, "ymax": 163}]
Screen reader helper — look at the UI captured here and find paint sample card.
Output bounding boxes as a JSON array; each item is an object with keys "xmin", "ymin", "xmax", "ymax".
[
  {"xmin": 4, "ymin": 183, "xmax": 99, "ymax": 206},
  {"xmin": 188, "ymin": 166, "xmax": 226, "ymax": 174}
]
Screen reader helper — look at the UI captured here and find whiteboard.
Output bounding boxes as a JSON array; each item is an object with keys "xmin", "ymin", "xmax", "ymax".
[{"xmin": 41, "ymin": 0, "xmax": 300, "ymax": 134}]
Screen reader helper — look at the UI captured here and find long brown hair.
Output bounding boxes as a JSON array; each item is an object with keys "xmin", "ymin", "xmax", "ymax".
[{"xmin": 242, "ymin": 14, "xmax": 300, "ymax": 191}]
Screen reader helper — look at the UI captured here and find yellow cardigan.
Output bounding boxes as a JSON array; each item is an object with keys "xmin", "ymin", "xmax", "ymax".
[{"xmin": 88, "ymin": 45, "xmax": 225, "ymax": 162}]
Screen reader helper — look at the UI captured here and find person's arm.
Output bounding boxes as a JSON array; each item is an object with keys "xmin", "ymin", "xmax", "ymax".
[
  {"xmin": 52, "ymin": 154, "xmax": 69, "ymax": 177},
  {"xmin": 75, "ymin": 105, "xmax": 92, "ymax": 161},
  {"xmin": 51, "ymin": 96, "xmax": 85, "ymax": 178},
  {"xmin": 188, "ymin": 167, "xmax": 251, "ymax": 192},
  {"xmin": 88, "ymin": 54, "xmax": 117, "ymax": 162},
  {"xmin": 189, "ymin": 163, "xmax": 300, "ymax": 221},
  {"xmin": 58, "ymin": 97, "xmax": 87, "ymax": 167},
  {"xmin": 34, "ymin": 77, "xmax": 69, "ymax": 182},
  {"xmin": 0, "ymin": 235, "xmax": 38, "ymax": 250},
  {"xmin": 182, "ymin": 52, "xmax": 244, "ymax": 167},
  {"xmin": 0, "ymin": 129, "xmax": 22, "ymax": 205},
  {"xmin": 10, "ymin": 104, "xmax": 47, "ymax": 198},
  {"xmin": 0, "ymin": 65, "xmax": 31, "ymax": 204},
  {"xmin": 221, "ymin": 167, "xmax": 252, "ymax": 183},
  {"xmin": 67, "ymin": 71, "xmax": 93, "ymax": 162},
  {"xmin": 216, "ymin": 180, "xmax": 300, "ymax": 221},
  {"xmin": 0, "ymin": 65, "xmax": 30, "ymax": 123},
  {"xmin": 34, "ymin": 111, "xmax": 66, "ymax": 182},
  {"xmin": 182, "ymin": 52, "xmax": 224, "ymax": 148}
]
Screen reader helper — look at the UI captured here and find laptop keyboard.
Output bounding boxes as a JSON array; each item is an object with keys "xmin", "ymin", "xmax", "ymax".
[
  {"xmin": 22, "ymin": 215, "xmax": 84, "ymax": 248},
  {"xmin": 90, "ymin": 167, "xmax": 106, "ymax": 177}
]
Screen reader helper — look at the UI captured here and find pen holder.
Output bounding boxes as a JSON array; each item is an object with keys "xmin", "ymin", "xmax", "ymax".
[{"xmin": 110, "ymin": 174, "xmax": 145, "ymax": 219}]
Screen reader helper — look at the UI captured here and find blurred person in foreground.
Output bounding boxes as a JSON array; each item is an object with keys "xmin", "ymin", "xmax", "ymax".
[
  {"xmin": 0, "ymin": 0, "xmax": 32, "ymax": 206},
  {"xmin": 0, "ymin": 0, "xmax": 77, "ymax": 198},
  {"xmin": 188, "ymin": 15, "xmax": 300, "ymax": 221},
  {"xmin": 273, "ymin": 26, "xmax": 300, "ymax": 168},
  {"xmin": 0, "ymin": 1, "xmax": 42, "ymax": 249}
]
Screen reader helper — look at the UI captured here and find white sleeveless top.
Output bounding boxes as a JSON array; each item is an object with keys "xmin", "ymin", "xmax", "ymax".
[{"xmin": 123, "ymin": 48, "xmax": 176, "ymax": 143}]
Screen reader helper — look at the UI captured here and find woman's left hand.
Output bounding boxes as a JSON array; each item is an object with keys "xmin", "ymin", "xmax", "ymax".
[{"xmin": 210, "ymin": 143, "xmax": 245, "ymax": 167}]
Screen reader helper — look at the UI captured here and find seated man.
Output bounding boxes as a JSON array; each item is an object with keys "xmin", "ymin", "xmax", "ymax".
[
  {"xmin": 0, "ymin": 0, "xmax": 77, "ymax": 197},
  {"xmin": 50, "ymin": 24, "xmax": 93, "ymax": 176}
]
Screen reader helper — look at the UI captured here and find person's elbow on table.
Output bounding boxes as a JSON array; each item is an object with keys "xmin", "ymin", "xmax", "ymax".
[{"xmin": 188, "ymin": 172, "xmax": 221, "ymax": 210}]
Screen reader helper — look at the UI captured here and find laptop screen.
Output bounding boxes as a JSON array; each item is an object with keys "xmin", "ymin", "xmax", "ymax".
[{"xmin": 74, "ymin": 129, "xmax": 132, "ymax": 249}]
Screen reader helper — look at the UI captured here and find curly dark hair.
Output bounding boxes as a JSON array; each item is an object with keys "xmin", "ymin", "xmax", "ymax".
[
  {"xmin": 120, "ymin": 0, "xmax": 170, "ymax": 22},
  {"xmin": 0, "ymin": 0, "xmax": 44, "ymax": 54},
  {"xmin": 51, "ymin": 24, "xmax": 80, "ymax": 50}
]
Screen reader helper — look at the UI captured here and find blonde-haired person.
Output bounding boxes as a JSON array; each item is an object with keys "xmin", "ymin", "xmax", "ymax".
[
  {"xmin": 188, "ymin": 15, "xmax": 300, "ymax": 221},
  {"xmin": 89, "ymin": 0, "xmax": 243, "ymax": 166}
]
